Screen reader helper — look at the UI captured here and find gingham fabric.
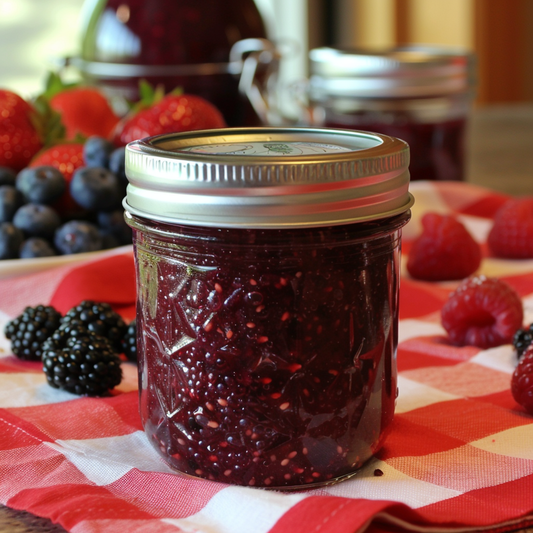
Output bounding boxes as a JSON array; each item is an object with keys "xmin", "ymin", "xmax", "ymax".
[{"xmin": 1, "ymin": 181, "xmax": 533, "ymax": 533}]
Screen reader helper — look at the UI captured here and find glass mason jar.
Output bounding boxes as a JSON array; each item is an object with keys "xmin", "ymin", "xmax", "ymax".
[
  {"xmin": 123, "ymin": 127, "xmax": 413, "ymax": 489},
  {"xmin": 72, "ymin": 0, "xmax": 274, "ymax": 126},
  {"xmin": 306, "ymin": 46, "xmax": 476, "ymax": 181}
]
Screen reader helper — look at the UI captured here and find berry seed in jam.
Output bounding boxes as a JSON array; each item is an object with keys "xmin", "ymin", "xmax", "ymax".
[{"xmin": 131, "ymin": 216, "xmax": 408, "ymax": 488}]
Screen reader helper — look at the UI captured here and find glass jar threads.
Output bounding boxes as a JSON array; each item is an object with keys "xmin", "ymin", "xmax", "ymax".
[{"xmin": 123, "ymin": 127, "xmax": 413, "ymax": 489}]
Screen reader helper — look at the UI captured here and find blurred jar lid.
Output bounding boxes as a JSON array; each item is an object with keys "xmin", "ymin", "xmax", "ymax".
[{"xmin": 309, "ymin": 45, "xmax": 477, "ymax": 99}]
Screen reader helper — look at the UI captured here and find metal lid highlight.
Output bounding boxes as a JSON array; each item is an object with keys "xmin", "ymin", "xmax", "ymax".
[
  {"xmin": 124, "ymin": 127, "xmax": 413, "ymax": 228},
  {"xmin": 309, "ymin": 45, "xmax": 476, "ymax": 99}
]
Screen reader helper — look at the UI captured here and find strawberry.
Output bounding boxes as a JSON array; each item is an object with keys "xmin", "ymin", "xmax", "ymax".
[
  {"xmin": 0, "ymin": 89, "xmax": 43, "ymax": 171},
  {"xmin": 441, "ymin": 275, "xmax": 523, "ymax": 349},
  {"xmin": 30, "ymin": 143, "xmax": 85, "ymax": 218},
  {"xmin": 43, "ymin": 73, "xmax": 120, "ymax": 141},
  {"xmin": 487, "ymin": 198, "xmax": 533, "ymax": 259},
  {"xmin": 406, "ymin": 212, "xmax": 482, "ymax": 281},
  {"xmin": 113, "ymin": 86, "xmax": 226, "ymax": 146},
  {"xmin": 50, "ymin": 88, "xmax": 119, "ymax": 140}
]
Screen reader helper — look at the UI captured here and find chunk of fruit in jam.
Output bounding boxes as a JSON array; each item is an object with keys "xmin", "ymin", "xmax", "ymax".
[{"xmin": 135, "ymin": 220, "xmax": 403, "ymax": 488}]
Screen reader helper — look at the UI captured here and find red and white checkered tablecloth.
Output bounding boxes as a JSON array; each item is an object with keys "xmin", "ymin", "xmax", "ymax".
[{"xmin": 1, "ymin": 181, "xmax": 533, "ymax": 533}]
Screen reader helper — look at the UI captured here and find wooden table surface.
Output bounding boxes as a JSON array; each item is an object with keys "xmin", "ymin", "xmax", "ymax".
[
  {"xmin": 467, "ymin": 104, "xmax": 533, "ymax": 196},
  {"xmin": 1, "ymin": 103, "xmax": 532, "ymax": 533}
]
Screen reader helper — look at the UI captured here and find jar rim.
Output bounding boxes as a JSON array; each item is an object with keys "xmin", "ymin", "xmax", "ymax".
[
  {"xmin": 309, "ymin": 45, "xmax": 477, "ymax": 98},
  {"xmin": 124, "ymin": 127, "xmax": 413, "ymax": 229}
]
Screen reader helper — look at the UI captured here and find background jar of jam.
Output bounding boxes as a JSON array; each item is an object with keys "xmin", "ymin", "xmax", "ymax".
[
  {"xmin": 306, "ymin": 46, "xmax": 477, "ymax": 181},
  {"xmin": 71, "ymin": 0, "xmax": 273, "ymax": 126},
  {"xmin": 123, "ymin": 127, "xmax": 413, "ymax": 489}
]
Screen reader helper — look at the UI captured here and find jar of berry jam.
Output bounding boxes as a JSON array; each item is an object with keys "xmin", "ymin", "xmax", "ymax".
[
  {"xmin": 305, "ymin": 46, "xmax": 476, "ymax": 181},
  {"xmin": 72, "ymin": 0, "xmax": 273, "ymax": 126},
  {"xmin": 123, "ymin": 127, "xmax": 413, "ymax": 489}
]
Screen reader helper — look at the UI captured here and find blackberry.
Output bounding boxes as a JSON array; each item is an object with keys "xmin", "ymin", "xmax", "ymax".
[
  {"xmin": 42, "ymin": 323, "xmax": 122, "ymax": 396},
  {"xmin": 512, "ymin": 324, "xmax": 533, "ymax": 358},
  {"xmin": 61, "ymin": 300, "xmax": 127, "ymax": 352},
  {"xmin": 121, "ymin": 319, "xmax": 137, "ymax": 362},
  {"xmin": 4, "ymin": 305, "xmax": 62, "ymax": 361}
]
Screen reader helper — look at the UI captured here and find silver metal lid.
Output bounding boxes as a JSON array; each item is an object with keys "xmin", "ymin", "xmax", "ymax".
[
  {"xmin": 309, "ymin": 45, "xmax": 476, "ymax": 99},
  {"xmin": 124, "ymin": 127, "xmax": 413, "ymax": 228}
]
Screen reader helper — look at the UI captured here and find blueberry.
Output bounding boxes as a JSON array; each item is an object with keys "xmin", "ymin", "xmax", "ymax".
[
  {"xmin": 20, "ymin": 237, "xmax": 57, "ymax": 258},
  {"xmin": 0, "ymin": 222, "xmax": 24, "ymax": 259},
  {"xmin": 54, "ymin": 220, "xmax": 103, "ymax": 254},
  {"xmin": 16, "ymin": 166, "xmax": 66, "ymax": 204},
  {"xmin": 97, "ymin": 209, "xmax": 132, "ymax": 245},
  {"xmin": 0, "ymin": 185, "xmax": 24, "ymax": 223},
  {"xmin": 13, "ymin": 203, "xmax": 61, "ymax": 239},
  {"xmin": 70, "ymin": 167, "xmax": 123, "ymax": 211},
  {"xmin": 109, "ymin": 147, "xmax": 127, "ymax": 183},
  {"xmin": 83, "ymin": 136, "xmax": 115, "ymax": 168},
  {"xmin": 0, "ymin": 166, "xmax": 17, "ymax": 186}
]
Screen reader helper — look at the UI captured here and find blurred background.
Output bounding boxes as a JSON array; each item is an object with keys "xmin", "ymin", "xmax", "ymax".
[
  {"xmin": 1, "ymin": 0, "xmax": 531, "ymax": 192},
  {"xmin": 307, "ymin": 0, "xmax": 533, "ymax": 106},
  {"xmin": 2, "ymin": 0, "xmax": 532, "ymax": 105}
]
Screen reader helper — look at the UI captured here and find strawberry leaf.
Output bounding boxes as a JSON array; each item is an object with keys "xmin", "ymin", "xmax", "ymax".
[
  {"xmin": 40, "ymin": 71, "xmax": 79, "ymax": 101},
  {"xmin": 31, "ymin": 94, "xmax": 67, "ymax": 147},
  {"xmin": 138, "ymin": 79, "xmax": 156, "ymax": 103},
  {"xmin": 124, "ymin": 79, "xmax": 167, "ymax": 115}
]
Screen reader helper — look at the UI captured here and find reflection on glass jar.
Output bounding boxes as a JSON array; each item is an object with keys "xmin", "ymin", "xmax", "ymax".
[
  {"xmin": 124, "ymin": 127, "xmax": 413, "ymax": 489},
  {"xmin": 307, "ymin": 46, "xmax": 477, "ymax": 182},
  {"xmin": 76, "ymin": 0, "xmax": 270, "ymax": 125}
]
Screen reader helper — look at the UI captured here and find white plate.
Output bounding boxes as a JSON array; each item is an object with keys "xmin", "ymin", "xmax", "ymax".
[{"xmin": 0, "ymin": 245, "xmax": 134, "ymax": 279}]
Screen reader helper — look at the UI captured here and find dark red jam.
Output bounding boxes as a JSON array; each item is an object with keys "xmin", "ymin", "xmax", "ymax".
[
  {"xmin": 129, "ymin": 213, "xmax": 409, "ymax": 488},
  {"xmin": 326, "ymin": 115, "xmax": 466, "ymax": 182},
  {"xmin": 80, "ymin": 0, "xmax": 268, "ymax": 125}
]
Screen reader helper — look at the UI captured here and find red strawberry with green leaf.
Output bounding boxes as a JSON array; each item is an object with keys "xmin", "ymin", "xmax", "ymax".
[
  {"xmin": 30, "ymin": 142, "xmax": 86, "ymax": 218},
  {"xmin": 0, "ymin": 89, "xmax": 44, "ymax": 171},
  {"xmin": 43, "ymin": 72, "xmax": 120, "ymax": 141},
  {"xmin": 113, "ymin": 83, "xmax": 226, "ymax": 146}
]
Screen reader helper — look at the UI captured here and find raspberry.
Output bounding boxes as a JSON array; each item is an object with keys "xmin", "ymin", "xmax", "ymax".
[
  {"xmin": 42, "ymin": 323, "xmax": 122, "ymax": 396},
  {"xmin": 511, "ymin": 345, "xmax": 533, "ymax": 415},
  {"xmin": 441, "ymin": 276, "xmax": 523, "ymax": 349},
  {"xmin": 4, "ymin": 305, "xmax": 62, "ymax": 360},
  {"xmin": 61, "ymin": 300, "xmax": 127, "ymax": 352},
  {"xmin": 512, "ymin": 324, "xmax": 533, "ymax": 358},
  {"xmin": 488, "ymin": 198, "xmax": 533, "ymax": 258},
  {"xmin": 407, "ymin": 213, "xmax": 481, "ymax": 281}
]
